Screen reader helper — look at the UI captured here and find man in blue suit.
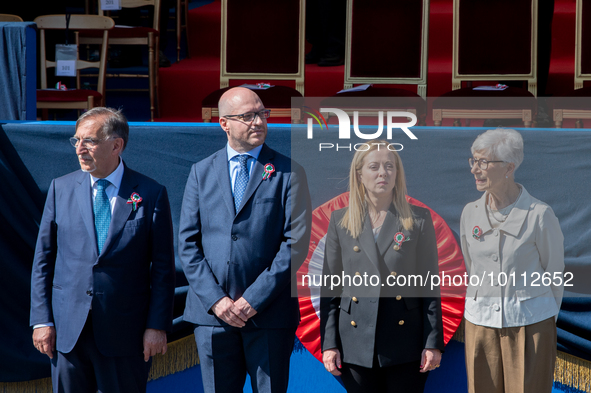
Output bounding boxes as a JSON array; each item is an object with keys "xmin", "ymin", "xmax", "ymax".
[
  {"xmin": 30, "ymin": 107, "xmax": 176, "ymax": 393},
  {"xmin": 179, "ymin": 87, "xmax": 312, "ymax": 392}
]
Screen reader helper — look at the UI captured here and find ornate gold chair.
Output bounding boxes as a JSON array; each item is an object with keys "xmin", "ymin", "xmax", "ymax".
[
  {"xmin": 320, "ymin": 0, "xmax": 430, "ymax": 125},
  {"xmin": 432, "ymin": 0, "xmax": 538, "ymax": 127},
  {"xmin": 551, "ymin": 0, "xmax": 591, "ymax": 128},
  {"xmin": 201, "ymin": 0, "xmax": 305, "ymax": 123}
]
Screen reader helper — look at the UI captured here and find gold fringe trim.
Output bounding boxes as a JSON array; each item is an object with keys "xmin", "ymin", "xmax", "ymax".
[
  {"xmin": 148, "ymin": 334, "xmax": 200, "ymax": 381},
  {"xmin": 554, "ymin": 351, "xmax": 591, "ymax": 392},
  {"xmin": 0, "ymin": 378, "xmax": 52, "ymax": 393},
  {"xmin": 0, "ymin": 336, "xmax": 199, "ymax": 392},
  {"xmin": 8, "ymin": 334, "xmax": 591, "ymax": 392}
]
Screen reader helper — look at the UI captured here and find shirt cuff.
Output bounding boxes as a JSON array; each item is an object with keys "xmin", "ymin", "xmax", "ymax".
[{"xmin": 33, "ymin": 323, "xmax": 54, "ymax": 329}]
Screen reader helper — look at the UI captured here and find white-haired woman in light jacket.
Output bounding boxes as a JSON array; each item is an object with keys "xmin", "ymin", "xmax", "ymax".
[{"xmin": 460, "ymin": 128, "xmax": 564, "ymax": 393}]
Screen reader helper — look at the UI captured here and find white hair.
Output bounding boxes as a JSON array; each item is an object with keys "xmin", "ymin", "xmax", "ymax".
[{"xmin": 471, "ymin": 128, "xmax": 524, "ymax": 171}]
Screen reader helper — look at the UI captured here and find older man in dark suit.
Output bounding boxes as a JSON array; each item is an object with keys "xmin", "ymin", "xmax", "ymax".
[
  {"xmin": 179, "ymin": 87, "xmax": 312, "ymax": 393},
  {"xmin": 30, "ymin": 107, "xmax": 176, "ymax": 393}
]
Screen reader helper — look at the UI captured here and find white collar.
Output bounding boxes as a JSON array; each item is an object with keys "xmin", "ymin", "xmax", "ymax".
[
  {"xmin": 226, "ymin": 144, "xmax": 263, "ymax": 161},
  {"xmin": 90, "ymin": 158, "xmax": 124, "ymax": 190},
  {"xmin": 473, "ymin": 184, "xmax": 532, "ymax": 237}
]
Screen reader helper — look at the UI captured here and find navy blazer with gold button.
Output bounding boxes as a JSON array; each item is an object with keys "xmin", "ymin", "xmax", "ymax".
[{"xmin": 320, "ymin": 204, "xmax": 444, "ymax": 368}]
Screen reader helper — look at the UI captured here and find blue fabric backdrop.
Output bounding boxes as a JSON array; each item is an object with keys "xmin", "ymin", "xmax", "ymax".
[
  {"xmin": 1, "ymin": 122, "xmax": 590, "ymax": 382},
  {"xmin": 0, "ymin": 23, "xmax": 37, "ymax": 121},
  {"xmin": 0, "ymin": 124, "xmax": 47, "ymax": 381}
]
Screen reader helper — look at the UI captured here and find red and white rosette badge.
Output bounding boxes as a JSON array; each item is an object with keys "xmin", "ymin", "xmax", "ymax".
[
  {"xmin": 262, "ymin": 163, "xmax": 275, "ymax": 180},
  {"xmin": 472, "ymin": 226, "xmax": 483, "ymax": 240},
  {"xmin": 296, "ymin": 192, "xmax": 467, "ymax": 362},
  {"xmin": 393, "ymin": 232, "xmax": 405, "ymax": 251},
  {"xmin": 127, "ymin": 192, "xmax": 142, "ymax": 211}
]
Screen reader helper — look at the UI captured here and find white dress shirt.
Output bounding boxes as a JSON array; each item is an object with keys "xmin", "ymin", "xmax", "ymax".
[
  {"xmin": 226, "ymin": 144, "xmax": 262, "ymax": 196},
  {"xmin": 90, "ymin": 158, "xmax": 124, "ymax": 213}
]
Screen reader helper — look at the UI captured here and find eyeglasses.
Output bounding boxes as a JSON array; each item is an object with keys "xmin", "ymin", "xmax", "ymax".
[
  {"xmin": 223, "ymin": 109, "xmax": 271, "ymax": 122},
  {"xmin": 69, "ymin": 136, "xmax": 112, "ymax": 149},
  {"xmin": 469, "ymin": 158, "xmax": 505, "ymax": 170}
]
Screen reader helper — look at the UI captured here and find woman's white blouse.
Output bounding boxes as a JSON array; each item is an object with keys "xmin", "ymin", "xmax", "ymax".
[{"xmin": 460, "ymin": 185, "xmax": 565, "ymax": 328}]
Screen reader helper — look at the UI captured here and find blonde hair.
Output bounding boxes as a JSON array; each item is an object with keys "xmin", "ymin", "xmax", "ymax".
[{"xmin": 340, "ymin": 140, "xmax": 415, "ymax": 238}]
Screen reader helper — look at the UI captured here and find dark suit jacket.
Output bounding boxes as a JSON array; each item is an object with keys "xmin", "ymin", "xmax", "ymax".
[
  {"xmin": 178, "ymin": 144, "xmax": 311, "ymax": 329},
  {"xmin": 30, "ymin": 164, "xmax": 176, "ymax": 357},
  {"xmin": 320, "ymin": 204, "xmax": 444, "ymax": 368}
]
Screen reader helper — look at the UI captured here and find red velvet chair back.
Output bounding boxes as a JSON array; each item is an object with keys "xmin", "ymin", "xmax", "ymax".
[
  {"xmin": 452, "ymin": 0, "xmax": 538, "ymax": 95},
  {"xmin": 350, "ymin": 0, "xmax": 423, "ymax": 79},
  {"xmin": 344, "ymin": 0, "xmax": 429, "ymax": 97},
  {"xmin": 576, "ymin": 0, "xmax": 591, "ymax": 88},
  {"xmin": 221, "ymin": 0, "xmax": 305, "ymax": 94}
]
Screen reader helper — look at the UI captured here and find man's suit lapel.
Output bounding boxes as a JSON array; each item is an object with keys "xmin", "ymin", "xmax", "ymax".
[
  {"xmin": 100, "ymin": 166, "xmax": 136, "ymax": 257},
  {"xmin": 75, "ymin": 172, "xmax": 98, "ymax": 258},
  {"xmin": 213, "ymin": 149, "xmax": 235, "ymax": 216},
  {"xmin": 359, "ymin": 214, "xmax": 381, "ymax": 271},
  {"xmin": 236, "ymin": 144, "xmax": 274, "ymax": 216}
]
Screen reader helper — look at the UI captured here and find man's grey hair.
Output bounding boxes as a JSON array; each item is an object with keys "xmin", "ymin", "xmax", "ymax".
[
  {"xmin": 471, "ymin": 128, "xmax": 524, "ymax": 171},
  {"xmin": 76, "ymin": 107, "xmax": 129, "ymax": 150}
]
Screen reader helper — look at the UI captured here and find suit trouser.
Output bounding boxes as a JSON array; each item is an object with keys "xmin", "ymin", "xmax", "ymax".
[
  {"xmin": 51, "ymin": 313, "xmax": 150, "ymax": 393},
  {"xmin": 464, "ymin": 317, "xmax": 556, "ymax": 393},
  {"xmin": 194, "ymin": 325, "xmax": 297, "ymax": 393}
]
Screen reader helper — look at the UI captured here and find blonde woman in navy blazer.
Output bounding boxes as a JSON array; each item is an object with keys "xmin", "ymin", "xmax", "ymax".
[{"xmin": 320, "ymin": 140, "xmax": 444, "ymax": 393}]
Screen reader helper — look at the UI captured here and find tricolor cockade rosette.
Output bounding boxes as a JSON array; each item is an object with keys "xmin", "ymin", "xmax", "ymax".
[
  {"xmin": 262, "ymin": 163, "xmax": 275, "ymax": 180},
  {"xmin": 393, "ymin": 231, "xmax": 411, "ymax": 251},
  {"xmin": 127, "ymin": 192, "xmax": 142, "ymax": 211},
  {"xmin": 472, "ymin": 226, "xmax": 483, "ymax": 240}
]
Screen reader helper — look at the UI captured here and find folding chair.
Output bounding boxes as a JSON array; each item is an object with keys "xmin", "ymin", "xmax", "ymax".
[
  {"xmin": 0, "ymin": 14, "xmax": 24, "ymax": 22},
  {"xmin": 81, "ymin": 0, "xmax": 161, "ymax": 121},
  {"xmin": 35, "ymin": 14, "xmax": 114, "ymax": 119}
]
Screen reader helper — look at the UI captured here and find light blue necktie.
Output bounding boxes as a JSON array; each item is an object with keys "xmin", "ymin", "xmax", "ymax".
[
  {"xmin": 94, "ymin": 179, "xmax": 111, "ymax": 254},
  {"xmin": 234, "ymin": 154, "xmax": 250, "ymax": 213}
]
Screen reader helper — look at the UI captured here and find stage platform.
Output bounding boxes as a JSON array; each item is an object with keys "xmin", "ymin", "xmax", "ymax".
[{"xmin": 1, "ymin": 121, "xmax": 590, "ymax": 393}]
